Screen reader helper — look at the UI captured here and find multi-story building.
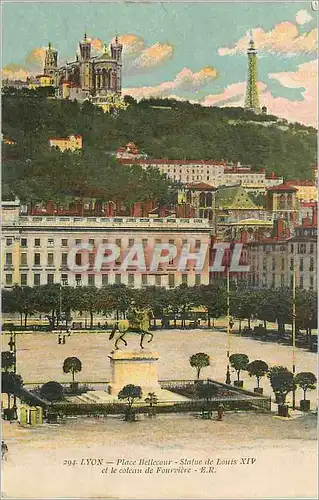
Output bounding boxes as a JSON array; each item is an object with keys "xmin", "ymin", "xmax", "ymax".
[
  {"xmin": 49, "ymin": 135, "xmax": 83, "ymax": 152},
  {"xmin": 247, "ymin": 217, "xmax": 317, "ymax": 290},
  {"xmin": 118, "ymin": 155, "xmax": 283, "ymax": 190},
  {"xmin": 285, "ymin": 180, "xmax": 318, "ymax": 202},
  {"xmin": 2, "ymin": 200, "xmax": 212, "ymax": 289}
]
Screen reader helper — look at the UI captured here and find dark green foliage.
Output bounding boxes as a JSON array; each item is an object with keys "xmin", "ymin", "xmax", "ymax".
[
  {"xmin": 229, "ymin": 353, "xmax": 250, "ymax": 381},
  {"xmin": 63, "ymin": 357, "xmax": 82, "ymax": 383},
  {"xmin": 267, "ymin": 366, "xmax": 296, "ymax": 404},
  {"xmin": 295, "ymin": 372, "xmax": 317, "ymax": 400},
  {"xmin": 1, "ymin": 351, "xmax": 16, "ymax": 372},
  {"xmin": 40, "ymin": 381, "xmax": 64, "ymax": 402},
  {"xmin": 189, "ymin": 353, "xmax": 210, "ymax": 379},
  {"xmin": 246, "ymin": 360, "xmax": 269, "ymax": 388},
  {"xmin": 2, "ymin": 97, "xmax": 316, "ymax": 203}
]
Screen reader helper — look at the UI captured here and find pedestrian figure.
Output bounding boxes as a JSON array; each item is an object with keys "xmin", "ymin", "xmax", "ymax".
[
  {"xmin": 217, "ymin": 404, "xmax": 225, "ymax": 421},
  {"xmin": 1, "ymin": 441, "xmax": 8, "ymax": 461},
  {"xmin": 58, "ymin": 334, "xmax": 62, "ymax": 345},
  {"xmin": 62, "ymin": 335, "xmax": 66, "ymax": 344}
]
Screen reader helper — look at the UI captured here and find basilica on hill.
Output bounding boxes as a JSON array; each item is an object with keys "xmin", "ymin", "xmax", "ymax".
[{"xmin": 43, "ymin": 33, "xmax": 124, "ymax": 106}]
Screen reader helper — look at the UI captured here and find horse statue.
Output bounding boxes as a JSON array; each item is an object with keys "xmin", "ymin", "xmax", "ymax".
[{"xmin": 109, "ymin": 306, "xmax": 154, "ymax": 349}]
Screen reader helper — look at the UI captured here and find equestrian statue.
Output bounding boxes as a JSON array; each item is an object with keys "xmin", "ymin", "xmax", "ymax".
[{"xmin": 109, "ymin": 305, "xmax": 154, "ymax": 349}]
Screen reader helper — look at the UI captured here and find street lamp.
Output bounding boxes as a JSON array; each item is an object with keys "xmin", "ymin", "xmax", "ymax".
[
  {"xmin": 225, "ymin": 267, "xmax": 232, "ymax": 385},
  {"xmin": 8, "ymin": 329, "xmax": 18, "ymax": 420},
  {"xmin": 292, "ymin": 261, "xmax": 296, "ymax": 410}
]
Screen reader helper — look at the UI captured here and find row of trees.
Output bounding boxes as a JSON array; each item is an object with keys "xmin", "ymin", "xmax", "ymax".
[{"xmin": 3, "ymin": 284, "xmax": 317, "ymax": 337}]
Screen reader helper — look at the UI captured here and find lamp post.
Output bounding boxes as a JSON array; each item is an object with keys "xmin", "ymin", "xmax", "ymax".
[
  {"xmin": 292, "ymin": 261, "xmax": 296, "ymax": 410},
  {"xmin": 225, "ymin": 267, "xmax": 231, "ymax": 384},
  {"xmin": 8, "ymin": 329, "xmax": 18, "ymax": 420}
]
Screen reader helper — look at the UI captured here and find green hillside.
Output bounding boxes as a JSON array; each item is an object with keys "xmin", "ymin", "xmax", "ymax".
[{"xmin": 2, "ymin": 91, "xmax": 317, "ymax": 203}]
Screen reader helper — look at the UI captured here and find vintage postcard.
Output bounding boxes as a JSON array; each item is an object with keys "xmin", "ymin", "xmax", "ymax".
[{"xmin": 1, "ymin": 1, "xmax": 318, "ymax": 498}]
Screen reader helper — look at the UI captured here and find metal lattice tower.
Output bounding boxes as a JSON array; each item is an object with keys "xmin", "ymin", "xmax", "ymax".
[{"xmin": 244, "ymin": 35, "xmax": 260, "ymax": 112}]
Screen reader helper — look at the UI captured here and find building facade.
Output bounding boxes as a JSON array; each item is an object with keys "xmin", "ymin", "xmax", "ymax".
[
  {"xmin": 247, "ymin": 221, "xmax": 317, "ymax": 290},
  {"xmin": 118, "ymin": 156, "xmax": 283, "ymax": 190},
  {"xmin": 49, "ymin": 135, "xmax": 83, "ymax": 152},
  {"xmin": 2, "ymin": 201, "xmax": 212, "ymax": 289}
]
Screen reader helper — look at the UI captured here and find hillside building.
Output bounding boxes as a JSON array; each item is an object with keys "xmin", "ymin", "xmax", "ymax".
[{"xmin": 49, "ymin": 135, "xmax": 83, "ymax": 152}]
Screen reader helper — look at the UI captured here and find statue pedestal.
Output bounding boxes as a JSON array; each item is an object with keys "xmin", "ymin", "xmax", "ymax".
[{"xmin": 108, "ymin": 350, "xmax": 161, "ymax": 396}]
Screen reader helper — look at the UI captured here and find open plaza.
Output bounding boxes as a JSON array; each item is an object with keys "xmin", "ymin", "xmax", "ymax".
[{"xmin": 1, "ymin": 326, "xmax": 318, "ymax": 498}]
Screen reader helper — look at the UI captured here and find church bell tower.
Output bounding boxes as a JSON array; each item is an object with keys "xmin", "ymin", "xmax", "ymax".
[
  {"xmin": 79, "ymin": 33, "xmax": 92, "ymax": 92},
  {"xmin": 44, "ymin": 42, "xmax": 58, "ymax": 81}
]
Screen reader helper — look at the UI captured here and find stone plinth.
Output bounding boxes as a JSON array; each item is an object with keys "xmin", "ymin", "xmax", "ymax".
[{"xmin": 108, "ymin": 350, "xmax": 161, "ymax": 396}]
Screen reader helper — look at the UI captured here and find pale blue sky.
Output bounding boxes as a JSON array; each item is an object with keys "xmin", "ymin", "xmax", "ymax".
[{"xmin": 2, "ymin": 2, "xmax": 318, "ymax": 108}]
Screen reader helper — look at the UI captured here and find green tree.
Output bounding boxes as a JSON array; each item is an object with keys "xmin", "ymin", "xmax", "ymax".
[
  {"xmin": 198, "ymin": 284, "xmax": 226, "ymax": 327},
  {"xmin": 267, "ymin": 366, "xmax": 296, "ymax": 404},
  {"xmin": 40, "ymin": 381, "xmax": 64, "ymax": 402},
  {"xmin": 229, "ymin": 353, "xmax": 250, "ymax": 381},
  {"xmin": 1, "ymin": 351, "xmax": 15, "ymax": 373},
  {"xmin": 197, "ymin": 381, "xmax": 218, "ymax": 419},
  {"xmin": 295, "ymin": 372, "xmax": 317, "ymax": 401},
  {"xmin": 118, "ymin": 384, "xmax": 142, "ymax": 421},
  {"xmin": 63, "ymin": 357, "xmax": 82, "ymax": 383},
  {"xmin": 1, "ymin": 372, "xmax": 23, "ymax": 409},
  {"xmin": 246, "ymin": 360, "xmax": 269, "ymax": 388},
  {"xmin": 189, "ymin": 353, "xmax": 210, "ymax": 379}
]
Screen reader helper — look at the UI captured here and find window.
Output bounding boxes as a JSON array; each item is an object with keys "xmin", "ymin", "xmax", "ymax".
[
  {"xmin": 195, "ymin": 274, "xmax": 201, "ymax": 286},
  {"xmin": 142, "ymin": 239, "xmax": 148, "ymax": 248},
  {"xmin": 34, "ymin": 274, "xmax": 41, "ymax": 286},
  {"xmin": 142, "ymin": 274, "xmax": 148, "ymax": 286},
  {"xmin": 290, "ymin": 259, "xmax": 294, "ymax": 271},
  {"xmin": 182, "ymin": 274, "xmax": 188, "ymax": 285},
  {"xmin": 34, "ymin": 253, "xmax": 41, "ymax": 266},
  {"xmin": 102, "ymin": 274, "xmax": 108, "ymax": 286},
  {"xmin": 88, "ymin": 274, "xmax": 95, "ymax": 286},
  {"xmin": 6, "ymin": 238, "xmax": 13, "ymax": 246},
  {"xmin": 299, "ymin": 258, "xmax": 304, "ymax": 272},
  {"xmin": 128, "ymin": 238, "xmax": 134, "ymax": 247},
  {"xmin": 89, "ymin": 239, "xmax": 95, "ymax": 246},
  {"xmin": 20, "ymin": 253, "xmax": 27, "ymax": 266},
  {"xmin": 182, "ymin": 239, "xmax": 188, "ymax": 246},
  {"xmin": 102, "ymin": 238, "xmax": 108, "ymax": 244},
  {"xmin": 47, "ymin": 274, "xmax": 54, "ymax": 285},
  {"xmin": 168, "ymin": 274, "xmax": 175, "ymax": 288},
  {"xmin": 115, "ymin": 274, "xmax": 121, "ymax": 285},
  {"xmin": 89, "ymin": 253, "xmax": 95, "ymax": 266},
  {"xmin": 47, "ymin": 253, "xmax": 54, "ymax": 266},
  {"xmin": 155, "ymin": 239, "xmax": 162, "ymax": 245},
  {"xmin": 61, "ymin": 274, "xmax": 68, "ymax": 286},
  {"xmin": 62, "ymin": 253, "xmax": 68, "ymax": 266},
  {"xmin": 290, "ymin": 244, "xmax": 294, "ymax": 253},
  {"xmin": 298, "ymin": 243, "xmax": 306, "ymax": 254},
  {"xmin": 75, "ymin": 253, "xmax": 82, "ymax": 266},
  {"xmin": 5, "ymin": 253, "xmax": 12, "ymax": 266},
  {"xmin": 310, "ymin": 258, "xmax": 314, "ymax": 272},
  {"xmin": 299, "ymin": 276, "xmax": 304, "ymax": 289},
  {"xmin": 21, "ymin": 238, "xmax": 27, "ymax": 248},
  {"xmin": 169, "ymin": 239, "xmax": 174, "ymax": 245},
  {"xmin": 115, "ymin": 239, "xmax": 121, "ymax": 247},
  {"xmin": 310, "ymin": 276, "xmax": 314, "ymax": 289},
  {"xmin": 128, "ymin": 274, "xmax": 134, "ymax": 286},
  {"xmin": 195, "ymin": 239, "xmax": 201, "ymax": 248},
  {"xmin": 34, "ymin": 238, "xmax": 40, "ymax": 247},
  {"xmin": 21, "ymin": 274, "xmax": 27, "ymax": 286},
  {"xmin": 263, "ymin": 258, "xmax": 267, "ymax": 271},
  {"xmin": 310, "ymin": 243, "xmax": 314, "ymax": 254},
  {"xmin": 280, "ymin": 275, "xmax": 285, "ymax": 287},
  {"xmin": 5, "ymin": 274, "xmax": 12, "ymax": 286},
  {"xmin": 272, "ymin": 258, "xmax": 276, "ymax": 271},
  {"xmin": 75, "ymin": 239, "xmax": 82, "ymax": 246},
  {"xmin": 272, "ymin": 274, "xmax": 275, "ymax": 287},
  {"xmin": 272, "ymin": 245, "xmax": 276, "ymax": 252},
  {"xmin": 281, "ymin": 258, "xmax": 285, "ymax": 271},
  {"xmin": 155, "ymin": 275, "xmax": 162, "ymax": 286},
  {"xmin": 47, "ymin": 238, "xmax": 54, "ymax": 247},
  {"xmin": 62, "ymin": 239, "xmax": 68, "ymax": 247}
]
